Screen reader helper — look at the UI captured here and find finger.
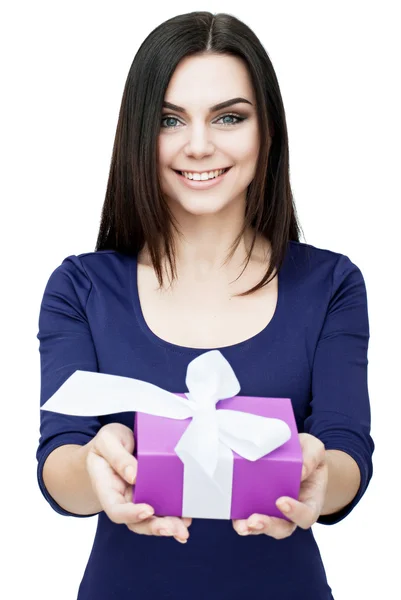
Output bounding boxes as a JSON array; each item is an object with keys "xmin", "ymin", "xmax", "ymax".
[
  {"xmin": 247, "ymin": 514, "xmax": 297, "ymax": 539},
  {"xmin": 127, "ymin": 516, "xmax": 190, "ymax": 543},
  {"xmin": 86, "ymin": 451, "xmax": 126, "ymax": 515},
  {"xmin": 108, "ymin": 502, "xmax": 155, "ymax": 525},
  {"xmin": 233, "ymin": 515, "xmax": 296, "ymax": 539},
  {"xmin": 160, "ymin": 516, "xmax": 191, "ymax": 543},
  {"xmin": 232, "ymin": 519, "xmax": 250, "ymax": 535},
  {"xmin": 86, "ymin": 452, "xmax": 154, "ymax": 524},
  {"xmin": 299, "ymin": 462, "xmax": 328, "ymax": 512},
  {"xmin": 277, "ymin": 457, "xmax": 328, "ymax": 528},
  {"xmin": 276, "ymin": 496, "xmax": 317, "ymax": 529},
  {"xmin": 91, "ymin": 427, "xmax": 138, "ymax": 485},
  {"xmin": 299, "ymin": 433, "xmax": 325, "ymax": 481}
]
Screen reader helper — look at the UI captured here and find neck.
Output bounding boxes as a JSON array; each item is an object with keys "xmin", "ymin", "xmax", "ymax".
[
  {"xmin": 176, "ymin": 220, "xmax": 246, "ymax": 270},
  {"xmin": 139, "ymin": 203, "xmax": 271, "ymax": 284}
]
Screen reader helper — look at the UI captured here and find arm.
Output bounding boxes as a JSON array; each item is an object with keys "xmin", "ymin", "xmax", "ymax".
[
  {"xmin": 36, "ymin": 255, "xmax": 102, "ymax": 517},
  {"xmin": 305, "ymin": 254, "xmax": 374, "ymax": 524},
  {"xmin": 42, "ymin": 441, "xmax": 103, "ymax": 516},
  {"xmin": 321, "ymin": 449, "xmax": 361, "ymax": 516},
  {"xmin": 233, "ymin": 254, "xmax": 374, "ymax": 537}
]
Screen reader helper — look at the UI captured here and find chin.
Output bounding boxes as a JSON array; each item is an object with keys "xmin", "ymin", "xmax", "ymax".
[{"xmin": 169, "ymin": 194, "xmax": 239, "ymax": 218}]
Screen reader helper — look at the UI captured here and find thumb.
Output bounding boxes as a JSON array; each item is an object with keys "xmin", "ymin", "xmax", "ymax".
[
  {"xmin": 111, "ymin": 422, "xmax": 136, "ymax": 455},
  {"xmin": 92, "ymin": 423, "xmax": 137, "ymax": 484}
]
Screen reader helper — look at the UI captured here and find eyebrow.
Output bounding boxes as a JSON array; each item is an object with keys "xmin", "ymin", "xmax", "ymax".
[{"xmin": 162, "ymin": 97, "xmax": 253, "ymax": 114}]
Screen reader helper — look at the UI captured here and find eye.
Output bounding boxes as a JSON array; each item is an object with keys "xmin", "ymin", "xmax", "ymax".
[
  {"xmin": 215, "ymin": 113, "xmax": 246, "ymax": 127},
  {"xmin": 160, "ymin": 113, "xmax": 247, "ymax": 129},
  {"xmin": 161, "ymin": 116, "xmax": 182, "ymax": 129}
]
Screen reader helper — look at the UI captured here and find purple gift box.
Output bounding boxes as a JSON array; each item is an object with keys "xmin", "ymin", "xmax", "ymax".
[{"xmin": 133, "ymin": 394, "xmax": 302, "ymax": 520}]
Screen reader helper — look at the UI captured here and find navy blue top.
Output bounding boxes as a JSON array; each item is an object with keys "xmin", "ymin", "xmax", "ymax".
[{"xmin": 36, "ymin": 240, "xmax": 374, "ymax": 599}]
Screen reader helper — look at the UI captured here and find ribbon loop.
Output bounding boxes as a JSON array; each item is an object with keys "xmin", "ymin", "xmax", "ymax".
[{"xmin": 185, "ymin": 350, "xmax": 241, "ymax": 408}]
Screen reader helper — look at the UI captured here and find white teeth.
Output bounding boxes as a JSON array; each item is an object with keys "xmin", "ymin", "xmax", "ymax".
[{"xmin": 181, "ymin": 168, "xmax": 227, "ymax": 180}]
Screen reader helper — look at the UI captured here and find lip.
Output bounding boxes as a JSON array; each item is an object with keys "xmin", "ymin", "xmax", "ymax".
[
  {"xmin": 176, "ymin": 168, "xmax": 231, "ymax": 174},
  {"xmin": 173, "ymin": 167, "xmax": 232, "ymax": 189}
]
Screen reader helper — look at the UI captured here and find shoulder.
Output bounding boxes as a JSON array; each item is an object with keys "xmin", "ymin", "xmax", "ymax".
[
  {"xmin": 288, "ymin": 239, "xmax": 346, "ymax": 264},
  {"xmin": 53, "ymin": 249, "xmax": 135, "ymax": 281},
  {"xmin": 43, "ymin": 250, "xmax": 135, "ymax": 301},
  {"xmin": 285, "ymin": 241, "xmax": 368, "ymax": 307},
  {"xmin": 287, "ymin": 240, "xmax": 363, "ymax": 279}
]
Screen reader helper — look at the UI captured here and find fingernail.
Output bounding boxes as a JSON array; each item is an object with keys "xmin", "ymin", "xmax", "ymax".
[
  {"xmin": 238, "ymin": 523, "xmax": 249, "ymax": 535},
  {"xmin": 249, "ymin": 521, "xmax": 264, "ymax": 530},
  {"xmin": 278, "ymin": 501, "xmax": 291, "ymax": 513},
  {"xmin": 159, "ymin": 529, "xmax": 172, "ymax": 536},
  {"xmin": 138, "ymin": 511, "xmax": 153, "ymax": 520},
  {"xmin": 175, "ymin": 537, "xmax": 188, "ymax": 544},
  {"xmin": 124, "ymin": 465, "xmax": 135, "ymax": 483}
]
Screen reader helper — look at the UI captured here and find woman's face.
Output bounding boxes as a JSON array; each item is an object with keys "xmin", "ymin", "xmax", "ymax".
[{"xmin": 158, "ymin": 53, "xmax": 261, "ymax": 218}]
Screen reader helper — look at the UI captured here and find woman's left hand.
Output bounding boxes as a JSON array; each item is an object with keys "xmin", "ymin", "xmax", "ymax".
[{"xmin": 232, "ymin": 433, "xmax": 328, "ymax": 538}]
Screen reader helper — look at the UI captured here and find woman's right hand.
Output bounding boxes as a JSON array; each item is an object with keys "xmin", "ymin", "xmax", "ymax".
[{"xmin": 85, "ymin": 422, "xmax": 192, "ymax": 543}]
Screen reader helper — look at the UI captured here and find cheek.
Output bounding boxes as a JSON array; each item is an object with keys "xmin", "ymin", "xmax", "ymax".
[
  {"xmin": 228, "ymin": 127, "xmax": 259, "ymax": 164},
  {"xmin": 157, "ymin": 137, "xmax": 173, "ymax": 167}
]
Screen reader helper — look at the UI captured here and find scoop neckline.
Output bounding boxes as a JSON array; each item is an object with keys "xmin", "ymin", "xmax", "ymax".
[{"xmin": 129, "ymin": 246, "xmax": 289, "ymax": 355}]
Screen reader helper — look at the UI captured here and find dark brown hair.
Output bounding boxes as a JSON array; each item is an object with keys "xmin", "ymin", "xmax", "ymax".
[{"xmin": 95, "ymin": 11, "xmax": 305, "ymax": 295}]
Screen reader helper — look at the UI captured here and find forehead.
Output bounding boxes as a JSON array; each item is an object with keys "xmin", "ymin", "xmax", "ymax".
[{"xmin": 164, "ymin": 54, "xmax": 256, "ymax": 109}]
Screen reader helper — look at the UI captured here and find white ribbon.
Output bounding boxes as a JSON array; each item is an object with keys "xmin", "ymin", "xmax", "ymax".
[{"xmin": 42, "ymin": 350, "xmax": 291, "ymax": 518}]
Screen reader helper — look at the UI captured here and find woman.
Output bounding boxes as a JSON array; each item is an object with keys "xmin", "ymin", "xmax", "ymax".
[{"xmin": 36, "ymin": 11, "xmax": 374, "ymax": 600}]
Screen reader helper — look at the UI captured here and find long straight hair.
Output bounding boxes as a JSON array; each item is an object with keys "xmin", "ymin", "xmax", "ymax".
[{"xmin": 95, "ymin": 11, "xmax": 305, "ymax": 295}]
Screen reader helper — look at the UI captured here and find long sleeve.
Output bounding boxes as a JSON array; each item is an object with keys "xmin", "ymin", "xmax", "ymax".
[
  {"xmin": 304, "ymin": 254, "xmax": 374, "ymax": 524},
  {"xmin": 36, "ymin": 255, "xmax": 102, "ymax": 517}
]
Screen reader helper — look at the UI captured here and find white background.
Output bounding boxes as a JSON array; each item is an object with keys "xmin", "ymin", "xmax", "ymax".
[{"xmin": 2, "ymin": 1, "xmax": 399, "ymax": 598}]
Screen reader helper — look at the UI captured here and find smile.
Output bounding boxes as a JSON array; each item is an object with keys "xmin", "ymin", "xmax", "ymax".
[
  {"xmin": 173, "ymin": 167, "xmax": 232, "ymax": 189},
  {"xmin": 177, "ymin": 168, "xmax": 230, "ymax": 180}
]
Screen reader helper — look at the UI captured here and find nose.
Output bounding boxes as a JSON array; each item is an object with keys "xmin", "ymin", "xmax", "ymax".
[{"xmin": 184, "ymin": 122, "xmax": 215, "ymax": 159}]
